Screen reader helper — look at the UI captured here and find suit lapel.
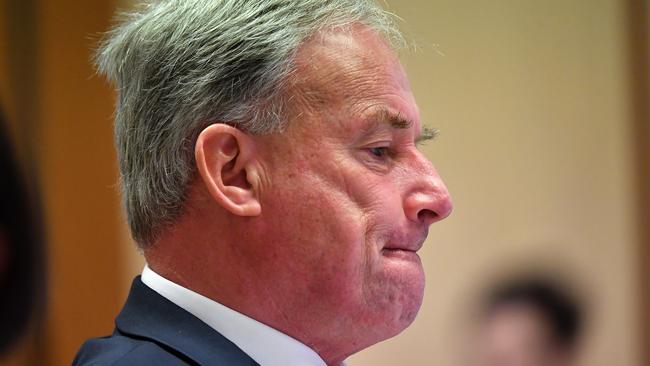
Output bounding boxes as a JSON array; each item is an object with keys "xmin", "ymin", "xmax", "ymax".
[{"xmin": 116, "ymin": 277, "xmax": 259, "ymax": 366}]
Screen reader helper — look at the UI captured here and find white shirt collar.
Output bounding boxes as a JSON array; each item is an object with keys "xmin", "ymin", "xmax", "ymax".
[{"xmin": 141, "ymin": 265, "xmax": 338, "ymax": 366}]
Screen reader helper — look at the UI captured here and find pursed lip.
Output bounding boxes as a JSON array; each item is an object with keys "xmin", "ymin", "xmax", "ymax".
[{"xmin": 382, "ymin": 229, "xmax": 428, "ymax": 253}]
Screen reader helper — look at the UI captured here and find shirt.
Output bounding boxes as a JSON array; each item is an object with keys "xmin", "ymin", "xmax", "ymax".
[{"xmin": 142, "ymin": 265, "xmax": 343, "ymax": 366}]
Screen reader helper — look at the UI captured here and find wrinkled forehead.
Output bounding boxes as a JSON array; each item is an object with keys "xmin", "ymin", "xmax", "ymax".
[{"xmin": 289, "ymin": 24, "xmax": 413, "ymax": 113}]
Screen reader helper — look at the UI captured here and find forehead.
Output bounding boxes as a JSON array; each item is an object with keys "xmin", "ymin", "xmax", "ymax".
[{"xmin": 288, "ymin": 25, "xmax": 419, "ymax": 132}]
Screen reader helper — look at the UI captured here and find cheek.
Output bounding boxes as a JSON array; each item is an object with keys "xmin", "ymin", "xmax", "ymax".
[
  {"xmin": 340, "ymin": 173, "xmax": 426, "ymax": 325},
  {"xmin": 346, "ymin": 174, "xmax": 406, "ymax": 251},
  {"xmin": 261, "ymin": 154, "xmax": 424, "ymax": 322},
  {"xmin": 256, "ymin": 172, "xmax": 377, "ymax": 320},
  {"xmin": 260, "ymin": 166, "xmax": 368, "ymax": 271}
]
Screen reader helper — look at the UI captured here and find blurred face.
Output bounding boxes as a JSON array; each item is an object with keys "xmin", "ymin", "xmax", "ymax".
[
  {"xmin": 473, "ymin": 304, "xmax": 572, "ymax": 366},
  {"xmin": 249, "ymin": 26, "xmax": 452, "ymax": 351}
]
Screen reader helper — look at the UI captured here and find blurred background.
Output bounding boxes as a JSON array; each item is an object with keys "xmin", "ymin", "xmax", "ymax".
[{"xmin": 0, "ymin": 0, "xmax": 647, "ymax": 365}]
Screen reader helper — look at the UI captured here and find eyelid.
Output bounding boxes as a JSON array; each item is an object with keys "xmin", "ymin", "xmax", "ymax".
[
  {"xmin": 365, "ymin": 140, "xmax": 392, "ymax": 148},
  {"xmin": 363, "ymin": 140, "xmax": 396, "ymax": 161}
]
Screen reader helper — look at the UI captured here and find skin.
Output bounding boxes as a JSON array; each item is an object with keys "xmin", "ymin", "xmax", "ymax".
[{"xmin": 147, "ymin": 25, "xmax": 452, "ymax": 365}]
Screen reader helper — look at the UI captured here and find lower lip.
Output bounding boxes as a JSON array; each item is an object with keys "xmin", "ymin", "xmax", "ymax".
[{"xmin": 382, "ymin": 248, "xmax": 420, "ymax": 261}]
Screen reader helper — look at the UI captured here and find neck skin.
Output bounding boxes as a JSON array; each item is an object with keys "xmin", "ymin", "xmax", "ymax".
[{"xmin": 144, "ymin": 184, "xmax": 356, "ymax": 366}]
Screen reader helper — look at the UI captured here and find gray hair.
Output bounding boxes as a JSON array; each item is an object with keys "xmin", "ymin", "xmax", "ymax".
[{"xmin": 96, "ymin": 0, "xmax": 403, "ymax": 247}]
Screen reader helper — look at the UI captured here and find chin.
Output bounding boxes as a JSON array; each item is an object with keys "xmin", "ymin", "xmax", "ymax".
[
  {"xmin": 370, "ymin": 301, "xmax": 422, "ymax": 345},
  {"xmin": 395, "ymin": 272, "xmax": 425, "ymax": 328},
  {"xmin": 364, "ymin": 276, "xmax": 425, "ymax": 340},
  {"xmin": 398, "ymin": 296, "xmax": 423, "ymax": 327}
]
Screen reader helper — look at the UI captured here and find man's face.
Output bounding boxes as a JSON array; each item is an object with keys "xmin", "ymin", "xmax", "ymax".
[{"xmin": 249, "ymin": 26, "xmax": 451, "ymax": 347}]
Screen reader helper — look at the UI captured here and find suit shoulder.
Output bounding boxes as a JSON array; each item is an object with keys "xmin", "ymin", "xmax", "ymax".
[{"xmin": 73, "ymin": 334, "xmax": 193, "ymax": 366}]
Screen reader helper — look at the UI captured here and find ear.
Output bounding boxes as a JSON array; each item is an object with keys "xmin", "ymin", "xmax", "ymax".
[{"xmin": 195, "ymin": 124, "xmax": 262, "ymax": 216}]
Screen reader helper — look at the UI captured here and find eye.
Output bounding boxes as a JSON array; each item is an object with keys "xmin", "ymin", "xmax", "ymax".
[{"xmin": 368, "ymin": 146, "xmax": 390, "ymax": 158}]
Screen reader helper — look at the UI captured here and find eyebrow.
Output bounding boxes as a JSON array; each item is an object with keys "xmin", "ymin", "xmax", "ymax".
[
  {"xmin": 362, "ymin": 108, "xmax": 439, "ymax": 144},
  {"xmin": 417, "ymin": 125, "xmax": 439, "ymax": 144}
]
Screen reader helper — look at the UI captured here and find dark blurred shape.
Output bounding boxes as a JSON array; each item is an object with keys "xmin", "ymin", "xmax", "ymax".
[
  {"xmin": 473, "ymin": 276, "xmax": 583, "ymax": 366},
  {"xmin": 485, "ymin": 278, "xmax": 582, "ymax": 349},
  {"xmin": 0, "ymin": 108, "xmax": 44, "ymax": 355}
]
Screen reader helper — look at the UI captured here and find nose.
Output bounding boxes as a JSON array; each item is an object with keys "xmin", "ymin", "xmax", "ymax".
[{"xmin": 403, "ymin": 163, "xmax": 452, "ymax": 227}]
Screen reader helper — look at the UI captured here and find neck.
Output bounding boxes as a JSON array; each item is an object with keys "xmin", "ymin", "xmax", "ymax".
[{"xmin": 143, "ymin": 208, "xmax": 372, "ymax": 366}]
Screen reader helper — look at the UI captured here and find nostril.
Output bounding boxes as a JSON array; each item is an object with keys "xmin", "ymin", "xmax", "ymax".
[
  {"xmin": 404, "ymin": 190, "xmax": 452, "ymax": 225},
  {"xmin": 417, "ymin": 209, "xmax": 438, "ymax": 224}
]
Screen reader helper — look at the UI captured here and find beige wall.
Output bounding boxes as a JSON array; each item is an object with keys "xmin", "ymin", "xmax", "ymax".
[{"xmin": 350, "ymin": 1, "xmax": 641, "ymax": 366}]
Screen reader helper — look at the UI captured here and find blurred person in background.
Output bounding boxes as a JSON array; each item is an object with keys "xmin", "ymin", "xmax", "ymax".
[
  {"xmin": 73, "ymin": 0, "xmax": 452, "ymax": 365},
  {"xmin": 471, "ymin": 276, "xmax": 583, "ymax": 366},
  {"xmin": 0, "ymin": 108, "xmax": 43, "ymax": 356}
]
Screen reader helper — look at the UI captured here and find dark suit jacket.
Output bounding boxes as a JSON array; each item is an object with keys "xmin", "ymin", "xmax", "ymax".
[{"xmin": 73, "ymin": 276, "xmax": 260, "ymax": 365}]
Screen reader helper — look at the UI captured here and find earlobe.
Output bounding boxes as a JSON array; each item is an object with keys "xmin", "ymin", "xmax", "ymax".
[{"xmin": 195, "ymin": 124, "xmax": 262, "ymax": 217}]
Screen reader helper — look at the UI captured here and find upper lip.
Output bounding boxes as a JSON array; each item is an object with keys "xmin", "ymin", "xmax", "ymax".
[{"xmin": 382, "ymin": 230, "xmax": 428, "ymax": 252}]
